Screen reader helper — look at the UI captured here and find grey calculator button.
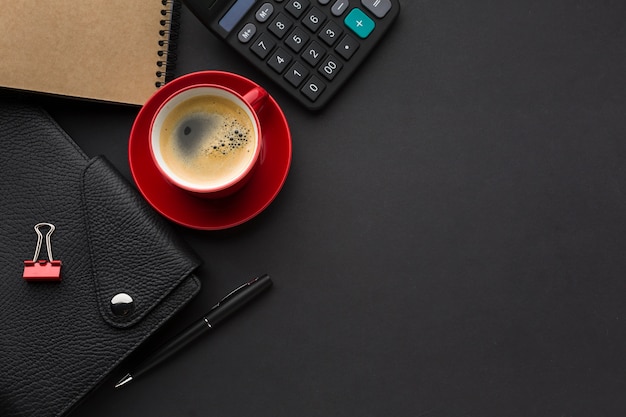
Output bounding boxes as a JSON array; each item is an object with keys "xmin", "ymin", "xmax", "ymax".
[
  {"xmin": 238, "ymin": 23, "xmax": 257, "ymax": 43},
  {"xmin": 331, "ymin": 0, "xmax": 350, "ymax": 16},
  {"xmin": 256, "ymin": 3, "xmax": 274, "ymax": 22},
  {"xmin": 318, "ymin": 0, "xmax": 331, "ymax": 4},
  {"xmin": 361, "ymin": 0, "xmax": 392, "ymax": 18}
]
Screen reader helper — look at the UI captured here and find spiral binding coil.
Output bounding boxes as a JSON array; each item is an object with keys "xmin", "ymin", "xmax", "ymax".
[{"xmin": 156, "ymin": 0, "xmax": 181, "ymax": 88}]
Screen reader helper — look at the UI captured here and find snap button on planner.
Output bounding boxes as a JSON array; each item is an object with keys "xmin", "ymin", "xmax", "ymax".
[{"xmin": 110, "ymin": 293, "xmax": 135, "ymax": 317}]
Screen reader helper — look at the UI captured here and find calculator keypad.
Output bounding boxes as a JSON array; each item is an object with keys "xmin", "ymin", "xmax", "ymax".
[{"xmin": 231, "ymin": 0, "xmax": 399, "ymax": 110}]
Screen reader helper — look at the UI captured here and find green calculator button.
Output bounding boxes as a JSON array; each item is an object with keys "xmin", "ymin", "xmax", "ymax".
[{"xmin": 344, "ymin": 8, "xmax": 375, "ymax": 39}]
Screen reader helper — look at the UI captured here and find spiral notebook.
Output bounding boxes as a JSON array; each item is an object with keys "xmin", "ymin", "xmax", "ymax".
[{"xmin": 0, "ymin": 0, "xmax": 180, "ymax": 105}]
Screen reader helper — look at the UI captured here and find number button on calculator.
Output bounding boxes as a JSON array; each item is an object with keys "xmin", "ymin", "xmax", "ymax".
[
  {"xmin": 183, "ymin": 0, "xmax": 401, "ymax": 110},
  {"xmin": 285, "ymin": 0, "xmax": 310, "ymax": 18},
  {"xmin": 285, "ymin": 27, "xmax": 310, "ymax": 52},
  {"xmin": 269, "ymin": 13, "xmax": 293, "ymax": 38}
]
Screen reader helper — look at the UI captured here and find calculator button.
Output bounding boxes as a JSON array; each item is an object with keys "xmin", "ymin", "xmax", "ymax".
[
  {"xmin": 303, "ymin": 7, "xmax": 326, "ymax": 33},
  {"xmin": 318, "ymin": 55, "xmax": 342, "ymax": 80},
  {"xmin": 285, "ymin": 27, "xmax": 310, "ymax": 52},
  {"xmin": 256, "ymin": 3, "xmax": 274, "ymax": 22},
  {"xmin": 331, "ymin": 0, "xmax": 350, "ymax": 16},
  {"xmin": 302, "ymin": 40, "xmax": 325, "ymax": 66},
  {"xmin": 319, "ymin": 20, "xmax": 343, "ymax": 46},
  {"xmin": 238, "ymin": 23, "xmax": 257, "ymax": 43},
  {"xmin": 251, "ymin": 32, "xmax": 276, "ymax": 59},
  {"xmin": 284, "ymin": 62, "xmax": 310, "ymax": 87},
  {"xmin": 301, "ymin": 75, "xmax": 326, "ymax": 101},
  {"xmin": 269, "ymin": 13, "xmax": 293, "ymax": 39},
  {"xmin": 335, "ymin": 33, "xmax": 359, "ymax": 59},
  {"xmin": 361, "ymin": 0, "xmax": 392, "ymax": 18},
  {"xmin": 318, "ymin": 0, "xmax": 331, "ymax": 4},
  {"xmin": 285, "ymin": 0, "xmax": 310, "ymax": 18},
  {"xmin": 267, "ymin": 47, "xmax": 293, "ymax": 73},
  {"xmin": 344, "ymin": 8, "xmax": 375, "ymax": 38}
]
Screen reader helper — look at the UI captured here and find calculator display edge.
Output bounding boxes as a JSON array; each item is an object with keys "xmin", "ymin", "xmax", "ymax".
[{"xmin": 184, "ymin": 0, "xmax": 236, "ymax": 38}]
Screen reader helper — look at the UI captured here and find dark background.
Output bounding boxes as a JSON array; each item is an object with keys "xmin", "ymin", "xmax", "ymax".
[{"xmin": 24, "ymin": 0, "xmax": 626, "ymax": 415}]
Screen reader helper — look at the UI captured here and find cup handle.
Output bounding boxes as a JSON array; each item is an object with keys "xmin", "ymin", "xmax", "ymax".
[{"xmin": 242, "ymin": 86, "xmax": 269, "ymax": 114}]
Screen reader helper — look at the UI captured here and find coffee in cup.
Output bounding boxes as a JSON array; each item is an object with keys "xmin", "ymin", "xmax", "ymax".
[{"xmin": 151, "ymin": 84, "xmax": 267, "ymax": 198}]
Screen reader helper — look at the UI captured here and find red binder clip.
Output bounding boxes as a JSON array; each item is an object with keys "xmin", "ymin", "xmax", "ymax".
[{"xmin": 23, "ymin": 223, "xmax": 62, "ymax": 282}]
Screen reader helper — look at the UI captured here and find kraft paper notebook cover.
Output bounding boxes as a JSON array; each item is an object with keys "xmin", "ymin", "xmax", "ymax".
[{"xmin": 0, "ymin": 0, "xmax": 180, "ymax": 105}]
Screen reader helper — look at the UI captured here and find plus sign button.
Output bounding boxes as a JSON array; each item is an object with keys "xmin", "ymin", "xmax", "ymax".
[{"xmin": 344, "ymin": 8, "xmax": 375, "ymax": 39}]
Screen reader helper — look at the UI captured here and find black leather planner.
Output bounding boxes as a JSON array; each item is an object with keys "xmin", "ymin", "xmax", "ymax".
[{"xmin": 0, "ymin": 101, "xmax": 202, "ymax": 417}]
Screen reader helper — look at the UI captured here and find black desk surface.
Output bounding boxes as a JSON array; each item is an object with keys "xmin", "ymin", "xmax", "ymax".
[{"xmin": 24, "ymin": 1, "xmax": 626, "ymax": 416}]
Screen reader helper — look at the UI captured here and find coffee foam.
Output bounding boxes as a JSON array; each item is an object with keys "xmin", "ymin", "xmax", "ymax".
[{"xmin": 159, "ymin": 95, "xmax": 256, "ymax": 188}]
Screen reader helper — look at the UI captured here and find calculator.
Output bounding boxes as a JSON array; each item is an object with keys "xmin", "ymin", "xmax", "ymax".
[{"xmin": 183, "ymin": 0, "xmax": 401, "ymax": 110}]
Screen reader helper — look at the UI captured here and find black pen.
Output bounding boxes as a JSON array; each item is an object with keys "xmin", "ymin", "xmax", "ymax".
[{"xmin": 115, "ymin": 274, "xmax": 273, "ymax": 388}]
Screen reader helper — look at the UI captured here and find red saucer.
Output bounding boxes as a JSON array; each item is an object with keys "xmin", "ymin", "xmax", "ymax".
[{"xmin": 129, "ymin": 71, "xmax": 292, "ymax": 230}]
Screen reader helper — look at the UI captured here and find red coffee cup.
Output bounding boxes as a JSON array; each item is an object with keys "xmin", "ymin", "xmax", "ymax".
[{"xmin": 150, "ymin": 84, "xmax": 267, "ymax": 198}]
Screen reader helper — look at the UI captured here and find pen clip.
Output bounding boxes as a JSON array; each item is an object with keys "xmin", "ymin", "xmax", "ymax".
[{"xmin": 209, "ymin": 274, "xmax": 270, "ymax": 312}]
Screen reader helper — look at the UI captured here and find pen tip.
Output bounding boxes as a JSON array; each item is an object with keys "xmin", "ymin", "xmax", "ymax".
[{"xmin": 114, "ymin": 373, "xmax": 133, "ymax": 389}]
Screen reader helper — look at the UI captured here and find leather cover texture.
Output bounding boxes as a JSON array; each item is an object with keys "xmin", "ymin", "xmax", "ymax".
[{"xmin": 0, "ymin": 101, "xmax": 202, "ymax": 416}]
